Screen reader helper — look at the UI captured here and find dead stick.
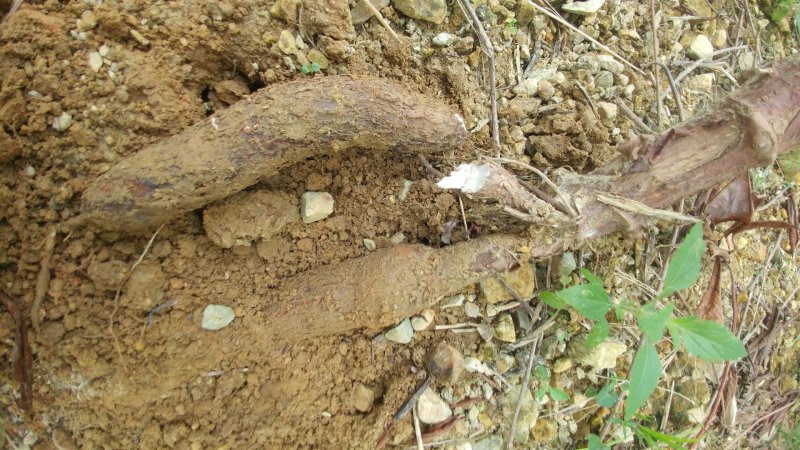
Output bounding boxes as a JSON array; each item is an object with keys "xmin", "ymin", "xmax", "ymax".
[
  {"xmin": 0, "ymin": 290, "xmax": 34, "ymax": 415},
  {"xmin": 31, "ymin": 227, "xmax": 57, "ymax": 332}
]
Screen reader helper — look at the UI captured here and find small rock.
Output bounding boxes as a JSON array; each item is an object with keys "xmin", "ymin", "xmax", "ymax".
[
  {"xmin": 537, "ymin": 80, "xmax": 555, "ymax": 100},
  {"xmin": 597, "ymin": 101, "xmax": 618, "ymax": 124},
  {"xmin": 87, "ymin": 260, "xmax": 128, "ymax": 291},
  {"xmin": 595, "ymin": 70, "xmax": 614, "ymax": 89},
  {"xmin": 300, "ymin": 191, "xmax": 335, "ymax": 223},
  {"xmin": 495, "ymin": 353, "xmax": 515, "ymax": 374},
  {"xmin": 440, "ymin": 293, "xmax": 465, "ymax": 309},
  {"xmin": 501, "ymin": 385, "xmax": 537, "ymax": 442},
  {"xmin": 411, "ymin": 308, "xmax": 435, "ymax": 331},
  {"xmin": 98, "ymin": 44, "xmax": 110, "ymax": 57},
  {"xmin": 686, "ymin": 73, "xmax": 715, "ymax": 92},
  {"xmin": 52, "ymin": 112, "xmax": 72, "ymax": 132},
  {"xmin": 531, "ymin": 418, "xmax": 558, "ymax": 441},
  {"xmin": 562, "ymin": 0, "xmax": 606, "ymax": 15},
  {"xmin": 464, "ymin": 356, "xmax": 489, "ymax": 374},
  {"xmin": 389, "ymin": 232, "xmax": 406, "ymax": 244},
  {"xmin": 711, "ymin": 29, "xmax": 727, "ymax": 48},
  {"xmin": 351, "ymin": 0, "xmax": 391, "ymax": 25},
  {"xmin": 88, "ymin": 51, "xmax": 103, "ymax": 72},
  {"xmin": 302, "ymin": 0, "xmax": 356, "ymax": 40},
  {"xmin": 473, "ymin": 435, "xmax": 503, "ymax": 450},
  {"xmin": 77, "ymin": 10, "xmax": 97, "ymax": 31},
  {"xmin": 479, "ymin": 261, "xmax": 535, "ymax": 304},
  {"xmin": 306, "ymin": 49, "xmax": 329, "ymax": 69},
  {"xmin": 397, "ymin": 179, "xmax": 413, "ymax": 202},
  {"xmin": 426, "ymin": 342, "xmax": 464, "ymax": 384},
  {"xmin": 570, "ymin": 337, "xmax": 627, "ymax": 370},
  {"xmin": 597, "ymin": 54, "xmax": 624, "ymax": 74},
  {"xmin": 493, "ymin": 313, "xmax": 516, "ymax": 343},
  {"xmin": 130, "ymin": 29, "xmax": 150, "ymax": 46},
  {"xmin": 393, "ymin": 0, "xmax": 447, "ymax": 24},
  {"xmin": 516, "ymin": 0, "xmax": 537, "ymax": 26},
  {"xmin": 125, "ymin": 263, "xmax": 166, "ymax": 313},
  {"xmin": 416, "ymin": 387, "xmax": 452, "ymax": 424},
  {"xmin": 363, "ymin": 238, "xmax": 377, "ymax": 251},
  {"xmin": 352, "ymin": 382, "xmax": 375, "ymax": 412},
  {"xmin": 278, "ymin": 29, "xmax": 298, "ymax": 54},
  {"xmin": 296, "ymin": 238, "xmax": 314, "ymax": 252},
  {"xmin": 575, "ymin": 54, "xmax": 600, "ymax": 74},
  {"xmin": 688, "ymin": 34, "xmax": 714, "ymax": 59},
  {"xmin": 512, "ymin": 78, "xmax": 539, "ymax": 97},
  {"xmin": 201, "ymin": 304, "xmax": 236, "ymax": 330},
  {"xmin": 553, "ymin": 358, "xmax": 573, "ymax": 373},
  {"xmin": 432, "ymin": 32, "xmax": 457, "ymax": 47},
  {"xmin": 464, "ymin": 302, "xmax": 481, "ymax": 318},
  {"xmin": 385, "ymin": 318, "xmax": 413, "ymax": 343}
]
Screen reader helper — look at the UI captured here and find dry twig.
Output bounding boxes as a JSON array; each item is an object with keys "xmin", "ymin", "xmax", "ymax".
[
  {"xmin": 0, "ymin": 290, "xmax": 34, "ymax": 415},
  {"xmin": 31, "ymin": 227, "xmax": 57, "ymax": 332}
]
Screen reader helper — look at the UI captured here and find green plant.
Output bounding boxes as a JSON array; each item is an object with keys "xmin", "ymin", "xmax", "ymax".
[
  {"xmin": 763, "ymin": 0, "xmax": 799, "ymax": 23},
  {"xmin": 504, "ymin": 18, "xmax": 519, "ymax": 35},
  {"xmin": 544, "ymin": 223, "xmax": 747, "ymax": 446},
  {"xmin": 780, "ymin": 421, "xmax": 800, "ymax": 448},
  {"xmin": 533, "ymin": 364, "xmax": 570, "ymax": 402},
  {"xmin": 300, "ymin": 61, "xmax": 321, "ymax": 74}
]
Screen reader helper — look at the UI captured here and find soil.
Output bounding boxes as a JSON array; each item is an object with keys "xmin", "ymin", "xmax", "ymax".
[{"xmin": 0, "ymin": 0, "xmax": 797, "ymax": 449}]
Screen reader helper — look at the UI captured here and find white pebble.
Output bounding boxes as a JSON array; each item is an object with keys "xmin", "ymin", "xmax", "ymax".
[
  {"xmin": 88, "ymin": 51, "xmax": 103, "ymax": 72},
  {"xmin": 411, "ymin": 308, "xmax": 435, "ymax": 331},
  {"xmin": 385, "ymin": 318, "xmax": 414, "ymax": 344},
  {"xmin": 52, "ymin": 112, "xmax": 72, "ymax": 132},
  {"xmin": 201, "ymin": 304, "xmax": 236, "ymax": 330},
  {"xmin": 300, "ymin": 191, "xmax": 335, "ymax": 223},
  {"xmin": 432, "ymin": 32, "xmax": 456, "ymax": 47},
  {"xmin": 689, "ymin": 34, "xmax": 714, "ymax": 59}
]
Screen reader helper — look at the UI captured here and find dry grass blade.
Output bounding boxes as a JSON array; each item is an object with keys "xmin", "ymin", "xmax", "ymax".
[
  {"xmin": 31, "ymin": 227, "xmax": 57, "ymax": 332},
  {"xmin": 0, "ymin": 290, "xmax": 34, "ymax": 415}
]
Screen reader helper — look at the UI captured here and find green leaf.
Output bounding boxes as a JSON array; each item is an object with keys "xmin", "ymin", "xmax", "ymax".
[
  {"xmin": 634, "ymin": 424, "xmax": 698, "ymax": 450},
  {"xmin": 549, "ymin": 387, "xmax": 570, "ymax": 402},
  {"xmin": 666, "ymin": 317, "xmax": 747, "ymax": 361},
  {"xmin": 533, "ymin": 364, "xmax": 550, "ymax": 380},
  {"xmin": 587, "ymin": 434, "xmax": 610, "ymax": 450},
  {"xmin": 624, "ymin": 340, "xmax": 662, "ymax": 421},
  {"xmin": 586, "ymin": 317, "xmax": 610, "ymax": 348},
  {"xmin": 535, "ymin": 386, "xmax": 548, "ymax": 402},
  {"xmin": 636, "ymin": 302, "xmax": 674, "ymax": 342},
  {"xmin": 554, "ymin": 270, "xmax": 611, "ymax": 321},
  {"xmin": 595, "ymin": 382, "xmax": 619, "ymax": 408},
  {"xmin": 659, "ymin": 223, "xmax": 706, "ymax": 299},
  {"xmin": 300, "ymin": 61, "xmax": 321, "ymax": 74},
  {"xmin": 540, "ymin": 291, "xmax": 566, "ymax": 310}
]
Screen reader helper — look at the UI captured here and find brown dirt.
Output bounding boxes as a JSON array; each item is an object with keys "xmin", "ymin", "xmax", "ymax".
[{"xmin": 1, "ymin": 0, "xmax": 795, "ymax": 448}]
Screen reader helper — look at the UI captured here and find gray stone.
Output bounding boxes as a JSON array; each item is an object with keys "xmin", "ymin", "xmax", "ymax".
[
  {"xmin": 362, "ymin": 238, "xmax": 377, "ymax": 251},
  {"xmin": 300, "ymin": 191, "xmax": 335, "ymax": 223},
  {"xmin": 440, "ymin": 293, "xmax": 465, "ymax": 309},
  {"xmin": 464, "ymin": 301, "xmax": 481, "ymax": 318},
  {"xmin": 201, "ymin": 304, "xmax": 236, "ymax": 330},
  {"xmin": 393, "ymin": 0, "xmax": 447, "ymax": 24},
  {"xmin": 416, "ymin": 387, "xmax": 452, "ymax": 424},
  {"xmin": 597, "ymin": 101, "xmax": 618, "ymax": 124},
  {"xmin": 88, "ymin": 52, "xmax": 103, "ymax": 72},
  {"xmin": 558, "ymin": 252, "xmax": 577, "ymax": 278},
  {"xmin": 473, "ymin": 435, "xmax": 504, "ymax": 450},
  {"xmin": 595, "ymin": 70, "xmax": 614, "ymax": 89},
  {"xmin": 52, "ymin": 112, "xmax": 72, "ymax": 132},
  {"xmin": 537, "ymin": 80, "xmax": 555, "ymax": 100},
  {"xmin": 432, "ymin": 32, "xmax": 457, "ymax": 47},
  {"xmin": 385, "ymin": 318, "xmax": 414, "ymax": 343},
  {"xmin": 278, "ymin": 29, "xmax": 298, "ymax": 54},
  {"xmin": 597, "ymin": 54, "xmax": 625, "ymax": 74}
]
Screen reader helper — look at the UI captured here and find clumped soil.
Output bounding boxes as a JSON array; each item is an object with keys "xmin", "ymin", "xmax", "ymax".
[{"xmin": 0, "ymin": 0, "xmax": 797, "ymax": 448}]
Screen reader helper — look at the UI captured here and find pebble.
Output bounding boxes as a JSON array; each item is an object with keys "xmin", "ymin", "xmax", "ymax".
[
  {"xmin": 411, "ymin": 308, "xmax": 435, "ymax": 331},
  {"xmin": 558, "ymin": 252, "xmax": 577, "ymax": 278},
  {"xmin": 493, "ymin": 313, "xmax": 516, "ymax": 343},
  {"xmin": 512, "ymin": 78, "xmax": 539, "ymax": 97},
  {"xmin": 479, "ymin": 261, "xmax": 535, "ymax": 304},
  {"xmin": 537, "ymin": 80, "xmax": 555, "ymax": 100},
  {"xmin": 689, "ymin": 34, "xmax": 714, "ymax": 59},
  {"xmin": 432, "ymin": 32, "xmax": 457, "ymax": 47},
  {"xmin": 426, "ymin": 342, "xmax": 464, "ymax": 384},
  {"xmin": 464, "ymin": 356, "xmax": 489, "ymax": 374},
  {"xmin": 570, "ymin": 338, "xmax": 627, "ymax": 370},
  {"xmin": 77, "ymin": 10, "xmax": 97, "ymax": 31},
  {"xmin": 201, "ymin": 304, "xmax": 236, "ymax": 330},
  {"xmin": 687, "ymin": 73, "xmax": 715, "ymax": 92},
  {"xmin": 52, "ymin": 112, "xmax": 72, "ymax": 132},
  {"xmin": 385, "ymin": 318, "xmax": 414, "ymax": 343},
  {"xmin": 594, "ymin": 70, "xmax": 614, "ymax": 89},
  {"xmin": 495, "ymin": 353, "xmax": 515, "ymax": 374},
  {"xmin": 416, "ymin": 387, "xmax": 453, "ymax": 424},
  {"xmin": 393, "ymin": 0, "xmax": 448, "ymax": 24},
  {"xmin": 597, "ymin": 54, "xmax": 625, "ymax": 74},
  {"xmin": 440, "ymin": 293, "xmax": 465, "ymax": 309},
  {"xmin": 389, "ymin": 232, "xmax": 406, "ymax": 244},
  {"xmin": 397, "ymin": 179, "xmax": 413, "ymax": 201},
  {"xmin": 306, "ymin": 49, "xmax": 329, "ymax": 69},
  {"xmin": 597, "ymin": 101, "xmax": 618, "ymax": 124},
  {"xmin": 464, "ymin": 301, "xmax": 481, "ymax": 318},
  {"xmin": 562, "ymin": 0, "xmax": 606, "ymax": 15},
  {"xmin": 130, "ymin": 29, "xmax": 150, "ymax": 46},
  {"xmin": 553, "ymin": 358, "xmax": 573, "ymax": 373},
  {"xmin": 278, "ymin": 29, "xmax": 298, "ymax": 54},
  {"xmin": 351, "ymin": 0, "xmax": 391, "ymax": 25},
  {"xmin": 300, "ymin": 191, "xmax": 335, "ymax": 223},
  {"xmin": 711, "ymin": 29, "xmax": 727, "ymax": 48},
  {"xmin": 473, "ymin": 436, "xmax": 503, "ymax": 450},
  {"xmin": 352, "ymin": 382, "xmax": 375, "ymax": 412},
  {"xmin": 362, "ymin": 238, "xmax": 377, "ymax": 251},
  {"xmin": 98, "ymin": 44, "xmax": 110, "ymax": 57}
]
